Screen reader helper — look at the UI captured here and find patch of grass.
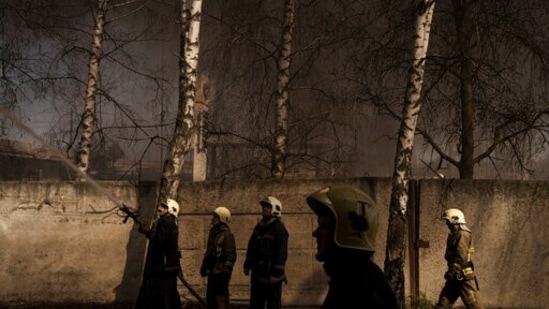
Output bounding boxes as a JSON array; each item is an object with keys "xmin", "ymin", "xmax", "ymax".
[{"xmin": 406, "ymin": 294, "xmax": 434, "ymax": 309}]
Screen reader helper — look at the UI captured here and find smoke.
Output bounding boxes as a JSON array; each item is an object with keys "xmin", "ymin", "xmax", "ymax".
[{"xmin": 0, "ymin": 106, "xmax": 123, "ymax": 206}]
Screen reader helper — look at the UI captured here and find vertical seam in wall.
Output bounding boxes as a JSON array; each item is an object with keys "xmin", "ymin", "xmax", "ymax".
[{"xmin": 407, "ymin": 179, "xmax": 420, "ymax": 301}]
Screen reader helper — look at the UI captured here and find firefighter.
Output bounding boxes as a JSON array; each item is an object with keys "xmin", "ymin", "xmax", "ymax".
[
  {"xmin": 435, "ymin": 208, "xmax": 484, "ymax": 309},
  {"xmin": 135, "ymin": 199, "xmax": 182, "ymax": 309},
  {"xmin": 243, "ymin": 196, "xmax": 289, "ymax": 309},
  {"xmin": 200, "ymin": 206, "xmax": 237, "ymax": 309},
  {"xmin": 306, "ymin": 186, "xmax": 398, "ymax": 309}
]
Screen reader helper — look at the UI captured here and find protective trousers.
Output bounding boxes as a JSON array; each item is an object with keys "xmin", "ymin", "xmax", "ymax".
[
  {"xmin": 206, "ymin": 274, "xmax": 231, "ymax": 309},
  {"xmin": 435, "ymin": 279, "xmax": 484, "ymax": 309},
  {"xmin": 249, "ymin": 281, "xmax": 283, "ymax": 309},
  {"xmin": 134, "ymin": 272, "xmax": 182, "ymax": 309}
]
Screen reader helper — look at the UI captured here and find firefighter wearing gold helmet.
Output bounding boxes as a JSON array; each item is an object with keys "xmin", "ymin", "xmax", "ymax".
[{"xmin": 306, "ymin": 185, "xmax": 398, "ymax": 309}]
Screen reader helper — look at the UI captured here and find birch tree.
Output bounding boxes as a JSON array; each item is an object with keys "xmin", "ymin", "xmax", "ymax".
[
  {"xmin": 201, "ymin": 0, "xmax": 388, "ymax": 179},
  {"xmin": 384, "ymin": 1, "xmax": 435, "ymax": 307},
  {"xmin": 338, "ymin": 0, "xmax": 549, "ymax": 180},
  {"xmin": 72, "ymin": 0, "xmax": 181, "ymax": 181},
  {"xmin": 158, "ymin": 0, "xmax": 203, "ymax": 203},
  {"xmin": 75, "ymin": 0, "xmax": 108, "ymax": 180},
  {"xmin": 272, "ymin": 0, "xmax": 296, "ymax": 179}
]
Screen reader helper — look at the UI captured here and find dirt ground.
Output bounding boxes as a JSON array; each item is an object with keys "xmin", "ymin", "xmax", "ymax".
[
  {"xmin": 0, "ymin": 303, "xmax": 320, "ymax": 309},
  {"xmin": 1, "ymin": 300, "xmax": 519, "ymax": 309}
]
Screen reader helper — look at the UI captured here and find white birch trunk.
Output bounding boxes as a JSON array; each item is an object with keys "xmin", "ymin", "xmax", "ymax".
[
  {"xmin": 75, "ymin": 0, "xmax": 107, "ymax": 180},
  {"xmin": 159, "ymin": 0, "xmax": 202, "ymax": 202},
  {"xmin": 394, "ymin": 1, "xmax": 435, "ymax": 205},
  {"xmin": 385, "ymin": 1, "xmax": 436, "ymax": 307},
  {"xmin": 273, "ymin": 0, "xmax": 296, "ymax": 179}
]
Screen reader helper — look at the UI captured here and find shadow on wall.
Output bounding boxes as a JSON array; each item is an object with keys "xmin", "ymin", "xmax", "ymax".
[
  {"xmin": 113, "ymin": 182, "xmax": 158, "ymax": 304},
  {"xmin": 286, "ymin": 263, "xmax": 326, "ymax": 308}
]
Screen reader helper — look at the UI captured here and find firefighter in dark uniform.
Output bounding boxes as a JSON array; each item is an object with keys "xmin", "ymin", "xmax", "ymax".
[
  {"xmin": 243, "ymin": 196, "xmax": 289, "ymax": 309},
  {"xmin": 306, "ymin": 186, "xmax": 398, "ymax": 309},
  {"xmin": 135, "ymin": 199, "xmax": 182, "ymax": 309},
  {"xmin": 200, "ymin": 206, "xmax": 237, "ymax": 309},
  {"xmin": 435, "ymin": 208, "xmax": 484, "ymax": 309}
]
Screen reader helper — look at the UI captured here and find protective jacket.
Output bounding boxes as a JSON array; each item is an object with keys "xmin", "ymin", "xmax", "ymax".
[
  {"xmin": 143, "ymin": 214, "xmax": 181, "ymax": 274},
  {"xmin": 135, "ymin": 213, "xmax": 181, "ymax": 309},
  {"xmin": 435, "ymin": 224, "xmax": 483, "ymax": 309},
  {"xmin": 201, "ymin": 222, "xmax": 236, "ymax": 309},
  {"xmin": 244, "ymin": 216, "xmax": 289, "ymax": 283},
  {"xmin": 321, "ymin": 248, "xmax": 398, "ymax": 309},
  {"xmin": 444, "ymin": 225, "xmax": 475, "ymax": 280},
  {"xmin": 201, "ymin": 222, "xmax": 237, "ymax": 277}
]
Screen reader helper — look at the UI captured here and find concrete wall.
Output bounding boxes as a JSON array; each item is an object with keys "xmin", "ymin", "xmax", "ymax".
[
  {"xmin": 417, "ymin": 179, "xmax": 549, "ymax": 309},
  {"xmin": 0, "ymin": 178, "xmax": 548, "ymax": 308},
  {"xmin": 174, "ymin": 177, "xmax": 394, "ymax": 307},
  {"xmin": 0, "ymin": 181, "xmax": 142, "ymax": 305}
]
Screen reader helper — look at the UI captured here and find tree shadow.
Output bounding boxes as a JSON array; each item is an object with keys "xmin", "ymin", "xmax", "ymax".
[{"xmin": 113, "ymin": 181, "xmax": 158, "ymax": 304}]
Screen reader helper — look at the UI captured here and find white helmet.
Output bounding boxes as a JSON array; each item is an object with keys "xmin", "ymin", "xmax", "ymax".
[
  {"xmin": 260, "ymin": 196, "xmax": 282, "ymax": 217},
  {"xmin": 442, "ymin": 208, "xmax": 466, "ymax": 224},
  {"xmin": 162, "ymin": 199, "xmax": 180, "ymax": 217},
  {"xmin": 214, "ymin": 206, "xmax": 231, "ymax": 223}
]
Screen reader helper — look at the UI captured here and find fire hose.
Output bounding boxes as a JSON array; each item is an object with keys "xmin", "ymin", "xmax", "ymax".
[{"xmin": 0, "ymin": 106, "xmax": 207, "ymax": 307}]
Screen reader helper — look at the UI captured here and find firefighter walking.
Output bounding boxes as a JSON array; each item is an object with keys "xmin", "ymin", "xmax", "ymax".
[{"xmin": 435, "ymin": 208, "xmax": 484, "ymax": 309}]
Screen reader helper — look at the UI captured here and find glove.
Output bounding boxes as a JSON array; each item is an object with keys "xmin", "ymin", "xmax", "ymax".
[
  {"xmin": 444, "ymin": 263, "xmax": 463, "ymax": 281},
  {"xmin": 138, "ymin": 222, "xmax": 150, "ymax": 234}
]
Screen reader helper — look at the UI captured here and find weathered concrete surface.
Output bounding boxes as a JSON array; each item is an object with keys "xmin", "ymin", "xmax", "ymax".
[
  {"xmin": 175, "ymin": 177, "xmax": 394, "ymax": 307},
  {"xmin": 418, "ymin": 179, "xmax": 549, "ymax": 309},
  {"xmin": 0, "ymin": 181, "xmax": 143, "ymax": 305},
  {"xmin": 0, "ymin": 178, "xmax": 548, "ymax": 308}
]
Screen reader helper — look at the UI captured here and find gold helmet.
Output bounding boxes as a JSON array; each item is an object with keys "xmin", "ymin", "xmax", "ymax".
[
  {"xmin": 442, "ymin": 208, "xmax": 466, "ymax": 224},
  {"xmin": 306, "ymin": 186, "xmax": 379, "ymax": 252},
  {"xmin": 162, "ymin": 199, "xmax": 180, "ymax": 217},
  {"xmin": 214, "ymin": 206, "xmax": 231, "ymax": 223}
]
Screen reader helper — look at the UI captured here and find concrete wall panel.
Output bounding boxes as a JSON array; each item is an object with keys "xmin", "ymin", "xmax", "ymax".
[
  {"xmin": 1, "ymin": 179, "xmax": 548, "ymax": 308},
  {"xmin": 417, "ymin": 179, "xmax": 549, "ymax": 308}
]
